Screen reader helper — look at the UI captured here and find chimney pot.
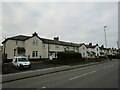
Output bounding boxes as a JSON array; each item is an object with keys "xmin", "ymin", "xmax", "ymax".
[
  {"xmin": 32, "ymin": 32, "xmax": 38, "ymax": 36},
  {"xmin": 54, "ymin": 37, "xmax": 59, "ymax": 41}
]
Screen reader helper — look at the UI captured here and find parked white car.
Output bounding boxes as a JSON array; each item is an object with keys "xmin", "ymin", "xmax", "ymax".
[{"xmin": 12, "ymin": 56, "xmax": 31, "ymax": 69}]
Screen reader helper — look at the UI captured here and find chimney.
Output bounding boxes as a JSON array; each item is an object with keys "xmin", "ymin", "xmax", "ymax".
[
  {"xmin": 96, "ymin": 44, "xmax": 98, "ymax": 46},
  {"xmin": 101, "ymin": 45, "xmax": 104, "ymax": 48},
  {"xmin": 54, "ymin": 37, "xmax": 59, "ymax": 41},
  {"xmin": 32, "ymin": 32, "xmax": 38, "ymax": 36},
  {"xmin": 89, "ymin": 43, "xmax": 92, "ymax": 46}
]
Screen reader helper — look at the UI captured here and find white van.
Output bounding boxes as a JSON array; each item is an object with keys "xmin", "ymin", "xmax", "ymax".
[{"xmin": 12, "ymin": 56, "xmax": 31, "ymax": 69}]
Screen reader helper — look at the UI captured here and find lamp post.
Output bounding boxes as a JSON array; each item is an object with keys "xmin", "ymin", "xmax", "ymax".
[
  {"xmin": 104, "ymin": 25, "xmax": 108, "ymax": 60},
  {"xmin": 117, "ymin": 41, "xmax": 120, "ymax": 58},
  {"xmin": 104, "ymin": 25, "xmax": 107, "ymax": 48}
]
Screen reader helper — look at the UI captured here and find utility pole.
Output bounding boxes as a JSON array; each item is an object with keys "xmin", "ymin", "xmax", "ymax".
[{"xmin": 117, "ymin": 41, "xmax": 120, "ymax": 59}]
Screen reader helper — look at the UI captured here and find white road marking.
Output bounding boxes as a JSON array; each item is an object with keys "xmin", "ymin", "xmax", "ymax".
[
  {"xmin": 69, "ymin": 70, "xmax": 96, "ymax": 80},
  {"xmin": 103, "ymin": 65, "xmax": 114, "ymax": 69},
  {"xmin": 42, "ymin": 87, "xmax": 46, "ymax": 88}
]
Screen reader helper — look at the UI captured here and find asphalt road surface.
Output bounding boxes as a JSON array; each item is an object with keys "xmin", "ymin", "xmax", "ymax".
[{"xmin": 2, "ymin": 60, "xmax": 119, "ymax": 89}]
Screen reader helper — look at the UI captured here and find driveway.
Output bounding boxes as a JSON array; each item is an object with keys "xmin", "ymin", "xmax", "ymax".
[{"xmin": 5, "ymin": 62, "xmax": 62, "ymax": 74}]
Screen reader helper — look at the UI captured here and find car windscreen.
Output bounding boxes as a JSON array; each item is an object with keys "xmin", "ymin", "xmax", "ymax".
[{"xmin": 18, "ymin": 58, "xmax": 29, "ymax": 62}]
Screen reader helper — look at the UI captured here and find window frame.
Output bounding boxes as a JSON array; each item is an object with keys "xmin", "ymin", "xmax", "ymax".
[
  {"xmin": 32, "ymin": 51, "xmax": 36, "ymax": 57},
  {"xmin": 43, "ymin": 43, "xmax": 46, "ymax": 49},
  {"xmin": 33, "ymin": 40, "xmax": 38, "ymax": 45},
  {"xmin": 56, "ymin": 45, "xmax": 59, "ymax": 48}
]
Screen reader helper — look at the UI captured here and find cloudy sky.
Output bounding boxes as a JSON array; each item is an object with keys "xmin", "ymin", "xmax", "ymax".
[{"xmin": 1, "ymin": 1, "xmax": 118, "ymax": 48}]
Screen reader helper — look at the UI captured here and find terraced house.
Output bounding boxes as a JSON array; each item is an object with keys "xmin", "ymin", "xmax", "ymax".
[
  {"xmin": 2, "ymin": 32, "xmax": 80, "ymax": 60},
  {"xmin": 2, "ymin": 32, "xmax": 119, "ymax": 61}
]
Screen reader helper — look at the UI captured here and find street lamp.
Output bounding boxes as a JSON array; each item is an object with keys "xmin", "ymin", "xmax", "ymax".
[
  {"xmin": 104, "ymin": 25, "xmax": 108, "ymax": 60},
  {"xmin": 104, "ymin": 25, "xmax": 107, "ymax": 48}
]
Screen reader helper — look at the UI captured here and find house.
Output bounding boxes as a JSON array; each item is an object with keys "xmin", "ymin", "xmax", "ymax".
[
  {"xmin": 111, "ymin": 48, "xmax": 119, "ymax": 56},
  {"xmin": 0, "ymin": 45, "xmax": 2, "ymax": 62},
  {"xmin": 2, "ymin": 32, "xmax": 81, "ymax": 61},
  {"xmin": 79, "ymin": 43, "xmax": 87, "ymax": 57},
  {"xmin": 2, "ymin": 32, "xmax": 118, "ymax": 61},
  {"xmin": 99, "ymin": 45, "xmax": 119, "ymax": 57},
  {"xmin": 86, "ymin": 43, "xmax": 100, "ymax": 58},
  {"xmin": 99, "ymin": 45, "xmax": 106, "ymax": 56}
]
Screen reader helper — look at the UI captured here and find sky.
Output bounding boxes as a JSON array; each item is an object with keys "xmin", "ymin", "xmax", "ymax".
[{"xmin": 1, "ymin": 1, "xmax": 119, "ymax": 48}]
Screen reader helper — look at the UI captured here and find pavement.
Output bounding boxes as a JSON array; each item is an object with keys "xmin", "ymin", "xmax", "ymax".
[
  {"xmin": 2, "ymin": 59, "xmax": 118, "ymax": 88},
  {"xmin": 2, "ymin": 59, "xmax": 116, "ymax": 83}
]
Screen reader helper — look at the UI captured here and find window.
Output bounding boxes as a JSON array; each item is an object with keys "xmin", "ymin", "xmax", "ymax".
[
  {"xmin": 16, "ymin": 41, "xmax": 18, "ymax": 45},
  {"xmin": 14, "ymin": 49, "xmax": 16, "ymax": 56},
  {"xmin": 33, "ymin": 40, "xmax": 38, "ymax": 45},
  {"xmin": 97, "ymin": 48, "xmax": 99, "ymax": 51},
  {"xmin": 83, "ymin": 47, "xmax": 84, "ymax": 50},
  {"xmin": 32, "ymin": 51, "xmax": 35, "ymax": 57},
  {"xmin": 66, "ymin": 46, "xmax": 69, "ymax": 49},
  {"xmin": 32, "ymin": 51, "xmax": 38, "ymax": 57},
  {"xmin": 43, "ymin": 44, "xmax": 45, "ymax": 49},
  {"xmin": 36, "ymin": 51, "xmax": 38, "ymax": 57},
  {"xmin": 56, "ymin": 45, "xmax": 59, "ymax": 48}
]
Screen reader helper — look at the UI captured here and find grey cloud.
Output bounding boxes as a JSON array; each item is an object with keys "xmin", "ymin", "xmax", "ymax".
[{"xmin": 2, "ymin": 2, "xmax": 118, "ymax": 48}]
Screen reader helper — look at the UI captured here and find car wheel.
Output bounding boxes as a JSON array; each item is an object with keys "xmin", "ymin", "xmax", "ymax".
[
  {"xmin": 11, "ymin": 63, "xmax": 14, "ymax": 67},
  {"xmin": 16, "ymin": 65, "xmax": 20, "ymax": 70}
]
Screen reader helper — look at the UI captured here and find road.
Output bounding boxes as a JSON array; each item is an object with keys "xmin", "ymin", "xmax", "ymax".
[{"xmin": 2, "ymin": 60, "xmax": 119, "ymax": 89}]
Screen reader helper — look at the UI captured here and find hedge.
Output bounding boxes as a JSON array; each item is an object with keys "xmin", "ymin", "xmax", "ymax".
[{"xmin": 57, "ymin": 52, "xmax": 82, "ymax": 59}]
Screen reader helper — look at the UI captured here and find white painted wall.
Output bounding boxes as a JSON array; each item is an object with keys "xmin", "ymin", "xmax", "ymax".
[
  {"xmin": 24, "ymin": 36, "xmax": 43, "ymax": 59},
  {"xmin": 3, "ymin": 40, "xmax": 24, "ymax": 59},
  {"xmin": 94, "ymin": 46, "xmax": 100, "ymax": 56},
  {"xmin": 79, "ymin": 45, "xmax": 87, "ymax": 57}
]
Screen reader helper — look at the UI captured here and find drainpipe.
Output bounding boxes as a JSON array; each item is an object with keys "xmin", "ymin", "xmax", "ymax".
[{"xmin": 48, "ymin": 42, "xmax": 49, "ymax": 58}]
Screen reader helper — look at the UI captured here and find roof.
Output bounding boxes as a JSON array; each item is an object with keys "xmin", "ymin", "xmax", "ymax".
[
  {"xmin": 2, "ymin": 34, "xmax": 80, "ymax": 47},
  {"xmin": 41, "ymin": 38, "xmax": 80, "ymax": 47},
  {"xmin": 99, "ymin": 47, "xmax": 110, "ymax": 50},
  {"xmin": 79, "ymin": 43, "xmax": 86, "ymax": 47},
  {"xmin": 2, "ymin": 35, "xmax": 31, "ymax": 44},
  {"xmin": 85, "ymin": 44, "xmax": 98, "ymax": 48}
]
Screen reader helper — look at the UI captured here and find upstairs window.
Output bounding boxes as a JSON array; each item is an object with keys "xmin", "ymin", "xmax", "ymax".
[
  {"xmin": 56, "ymin": 45, "xmax": 59, "ymax": 48},
  {"xmin": 97, "ymin": 48, "xmax": 99, "ymax": 51},
  {"xmin": 43, "ymin": 44, "xmax": 46, "ymax": 49},
  {"xmin": 16, "ymin": 41, "xmax": 18, "ymax": 45},
  {"xmin": 83, "ymin": 46, "xmax": 85, "ymax": 50},
  {"xmin": 33, "ymin": 40, "xmax": 38, "ymax": 45},
  {"xmin": 66, "ymin": 46, "xmax": 69, "ymax": 49}
]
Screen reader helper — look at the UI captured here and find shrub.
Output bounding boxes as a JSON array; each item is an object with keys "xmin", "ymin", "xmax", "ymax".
[{"xmin": 57, "ymin": 52, "xmax": 82, "ymax": 59}]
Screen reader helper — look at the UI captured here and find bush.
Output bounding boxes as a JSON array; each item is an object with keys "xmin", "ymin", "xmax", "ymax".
[
  {"xmin": 57, "ymin": 52, "xmax": 82, "ymax": 59},
  {"xmin": 43, "ymin": 59, "xmax": 61, "ymax": 64},
  {"xmin": 56, "ymin": 52, "xmax": 82, "ymax": 64}
]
